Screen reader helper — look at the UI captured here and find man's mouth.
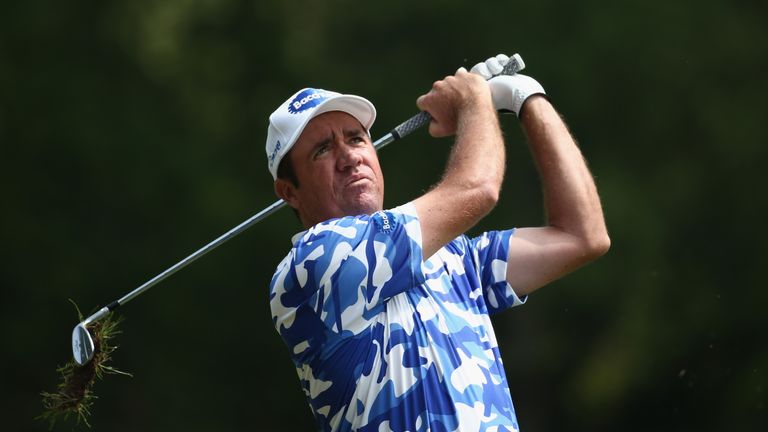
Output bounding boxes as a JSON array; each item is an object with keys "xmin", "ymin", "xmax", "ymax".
[{"xmin": 346, "ymin": 174, "xmax": 371, "ymax": 187}]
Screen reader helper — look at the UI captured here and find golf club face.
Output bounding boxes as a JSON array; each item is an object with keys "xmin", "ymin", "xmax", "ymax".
[{"xmin": 72, "ymin": 323, "xmax": 95, "ymax": 366}]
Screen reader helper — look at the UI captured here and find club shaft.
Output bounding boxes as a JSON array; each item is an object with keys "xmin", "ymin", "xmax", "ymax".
[
  {"xmin": 79, "ymin": 54, "xmax": 524, "ymax": 327},
  {"xmin": 119, "ymin": 199, "xmax": 285, "ymax": 307},
  {"xmin": 110, "ymin": 132, "xmax": 398, "ymax": 307},
  {"xmin": 77, "ymin": 132, "xmax": 399, "ymax": 325}
]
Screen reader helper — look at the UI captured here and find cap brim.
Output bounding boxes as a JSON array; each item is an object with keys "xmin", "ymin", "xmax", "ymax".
[{"xmin": 283, "ymin": 94, "xmax": 377, "ymax": 157}]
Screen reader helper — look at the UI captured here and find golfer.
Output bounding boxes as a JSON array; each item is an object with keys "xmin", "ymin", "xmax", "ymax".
[{"xmin": 267, "ymin": 54, "xmax": 609, "ymax": 431}]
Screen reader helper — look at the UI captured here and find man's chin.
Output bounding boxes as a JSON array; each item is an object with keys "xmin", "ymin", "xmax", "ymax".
[{"xmin": 343, "ymin": 193, "xmax": 382, "ymax": 216}]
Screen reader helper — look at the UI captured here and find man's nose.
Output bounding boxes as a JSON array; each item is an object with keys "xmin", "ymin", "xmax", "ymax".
[{"xmin": 337, "ymin": 144, "xmax": 363, "ymax": 170}]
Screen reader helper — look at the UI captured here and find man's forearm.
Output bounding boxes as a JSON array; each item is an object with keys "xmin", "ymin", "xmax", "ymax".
[
  {"xmin": 521, "ymin": 96, "xmax": 609, "ymax": 250},
  {"xmin": 413, "ymin": 71, "xmax": 506, "ymax": 259},
  {"xmin": 445, "ymin": 103, "xmax": 505, "ymax": 196}
]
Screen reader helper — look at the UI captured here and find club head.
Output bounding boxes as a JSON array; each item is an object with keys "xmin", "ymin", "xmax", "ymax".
[{"xmin": 72, "ymin": 323, "xmax": 95, "ymax": 366}]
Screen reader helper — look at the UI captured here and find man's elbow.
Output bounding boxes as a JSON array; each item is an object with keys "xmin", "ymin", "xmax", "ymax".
[
  {"xmin": 463, "ymin": 181, "xmax": 500, "ymax": 221},
  {"xmin": 583, "ymin": 230, "xmax": 611, "ymax": 260},
  {"xmin": 477, "ymin": 182, "xmax": 501, "ymax": 210},
  {"xmin": 455, "ymin": 177, "xmax": 501, "ymax": 217}
]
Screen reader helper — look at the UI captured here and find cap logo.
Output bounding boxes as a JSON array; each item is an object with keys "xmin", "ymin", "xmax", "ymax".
[
  {"xmin": 268, "ymin": 139, "xmax": 282, "ymax": 168},
  {"xmin": 288, "ymin": 88, "xmax": 330, "ymax": 114}
]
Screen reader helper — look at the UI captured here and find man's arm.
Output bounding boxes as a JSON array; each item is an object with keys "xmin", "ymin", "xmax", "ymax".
[
  {"xmin": 412, "ymin": 69, "xmax": 505, "ymax": 260},
  {"xmin": 507, "ymin": 96, "xmax": 610, "ymax": 296}
]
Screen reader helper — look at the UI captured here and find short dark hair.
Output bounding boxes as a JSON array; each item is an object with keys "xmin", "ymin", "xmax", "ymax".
[
  {"xmin": 276, "ymin": 153, "xmax": 299, "ymax": 187},
  {"xmin": 276, "ymin": 153, "xmax": 301, "ymax": 220}
]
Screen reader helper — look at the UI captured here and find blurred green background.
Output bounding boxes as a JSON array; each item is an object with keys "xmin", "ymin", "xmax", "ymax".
[{"xmin": 2, "ymin": 0, "xmax": 766, "ymax": 430}]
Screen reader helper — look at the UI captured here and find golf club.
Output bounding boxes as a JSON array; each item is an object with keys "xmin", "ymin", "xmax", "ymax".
[{"xmin": 71, "ymin": 54, "xmax": 525, "ymax": 366}]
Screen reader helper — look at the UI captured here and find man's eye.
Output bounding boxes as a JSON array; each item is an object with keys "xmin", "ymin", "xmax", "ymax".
[{"xmin": 313, "ymin": 145, "xmax": 328, "ymax": 159}]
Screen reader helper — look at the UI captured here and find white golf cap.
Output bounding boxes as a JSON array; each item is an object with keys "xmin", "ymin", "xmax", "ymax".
[{"xmin": 266, "ymin": 88, "xmax": 377, "ymax": 180}]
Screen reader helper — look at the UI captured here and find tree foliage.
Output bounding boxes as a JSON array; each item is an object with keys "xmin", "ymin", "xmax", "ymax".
[{"xmin": 2, "ymin": 0, "xmax": 766, "ymax": 430}]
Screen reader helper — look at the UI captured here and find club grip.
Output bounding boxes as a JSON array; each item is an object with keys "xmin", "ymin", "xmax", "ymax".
[
  {"xmin": 392, "ymin": 111, "xmax": 431, "ymax": 140},
  {"xmin": 390, "ymin": 53, "xmax": 525, "ymax": 140},
  {"xmin": 500, "ymin": 53, "xmax": 525, "ymax": 76}
]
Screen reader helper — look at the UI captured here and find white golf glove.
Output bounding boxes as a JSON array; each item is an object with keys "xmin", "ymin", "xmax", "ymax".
[
  {"xmin": 470, "ymin": 54, "xmax": 546, "ymax": 116},
  {"xmin": 470, "ymin": 54, "xmax": 512, "ymax": 78}
]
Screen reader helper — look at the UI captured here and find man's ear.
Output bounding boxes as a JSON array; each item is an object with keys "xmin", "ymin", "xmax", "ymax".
[{"xmin": 274, "ymin": 178, "xmax": 300, "ymax": 210}]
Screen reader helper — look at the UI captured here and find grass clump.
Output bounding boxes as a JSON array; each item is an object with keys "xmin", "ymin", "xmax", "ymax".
[{"xmin": 40, "ymin": 301, "xmax": 131, "ymax": 428}]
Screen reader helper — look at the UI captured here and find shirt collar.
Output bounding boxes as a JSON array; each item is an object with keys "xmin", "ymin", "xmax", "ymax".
[{"xmin": 291, "ymin": 230, "xmax": 307, "ymax": 245}]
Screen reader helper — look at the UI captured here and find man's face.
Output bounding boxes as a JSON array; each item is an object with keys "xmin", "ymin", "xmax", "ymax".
[{"xmin": 276, "ymin": 111, "xmax": 384, "ymax": 227}]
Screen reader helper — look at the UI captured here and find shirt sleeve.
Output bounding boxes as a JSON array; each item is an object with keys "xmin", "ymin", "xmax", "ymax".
[
  {"xmin": 470, "ymin": 229, "xmax": 528, "ymax": 314},
  {"xmin": 270, "ymin": 202, "xmax": 426, "ymax": 338}
]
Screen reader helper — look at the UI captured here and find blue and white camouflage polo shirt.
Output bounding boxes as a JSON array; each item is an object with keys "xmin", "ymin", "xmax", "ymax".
[{"xmin": 269, "ymin": 203, "xmax": 526, "ymax": 431}]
